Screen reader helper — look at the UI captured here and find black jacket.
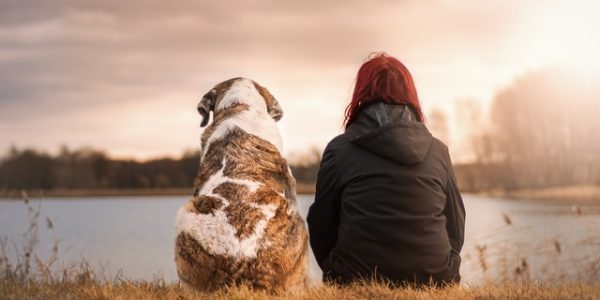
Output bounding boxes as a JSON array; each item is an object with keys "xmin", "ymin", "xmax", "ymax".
[{"xmin": 307, "ymin": 102, "xmax": 465, "ymax": 285}]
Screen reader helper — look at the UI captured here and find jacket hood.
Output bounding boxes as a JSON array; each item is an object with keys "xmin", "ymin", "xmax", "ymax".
[{"xmin": 346, "ymin": 102, "xmax": 433, "ymax": 165}]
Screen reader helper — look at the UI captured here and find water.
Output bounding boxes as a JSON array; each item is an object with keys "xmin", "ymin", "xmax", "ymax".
[{"xmin": 1, "ymin": 194, "xmax": 599, "ymax": 283}]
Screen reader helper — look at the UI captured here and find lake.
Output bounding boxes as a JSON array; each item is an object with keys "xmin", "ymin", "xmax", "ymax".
[{"xmin": 1, "ymin": 194, "xmax": 599, "ymax": 284}]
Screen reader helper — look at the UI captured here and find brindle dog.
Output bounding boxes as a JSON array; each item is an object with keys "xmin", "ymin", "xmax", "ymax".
[{"xmin": 175, "ymin": 78, "xmax": 308, "ymax": 293}]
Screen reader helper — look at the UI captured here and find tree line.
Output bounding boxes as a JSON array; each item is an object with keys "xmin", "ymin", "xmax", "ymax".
[
  {"xmin": 453, "ymin": 67, "xmax": 600, "ymax": 192},
  {"xmin": 0, "ymin": 146, "xmax": 321, "ymax": 193},
  {"xmin": 2, "ymin": 67, "xmax": 598, "ymax": 194}
]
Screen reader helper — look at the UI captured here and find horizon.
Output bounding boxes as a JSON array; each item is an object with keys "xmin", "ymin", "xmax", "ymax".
[{"xmin": 1, "ymin": 1, "xmax": 599, "ymax": 163}]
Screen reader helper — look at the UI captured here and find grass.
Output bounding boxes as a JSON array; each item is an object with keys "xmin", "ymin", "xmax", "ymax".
[
  {"xmin": 2, "ymin": 279, "xmax": 600, "ymax": 300},
  {"xmin": 2, "ymin": 193, "xmax": 600, "ymax": 299}
]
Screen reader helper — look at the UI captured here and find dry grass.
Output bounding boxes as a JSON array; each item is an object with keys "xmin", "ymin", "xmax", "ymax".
[{"xmin": 1, "ymin": 280, "xmax": 600, "ymax": 300}]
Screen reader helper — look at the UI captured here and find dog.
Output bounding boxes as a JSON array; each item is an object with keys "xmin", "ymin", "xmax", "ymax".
[{"xmin": 174, "ymin": 77, "xmax": 308, "ymax": 293}]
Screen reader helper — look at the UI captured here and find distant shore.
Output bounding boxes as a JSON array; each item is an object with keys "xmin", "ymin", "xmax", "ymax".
[
  {"xmin": 478, "ymin": 185, "xmax": 600, "ymax": 205},
  {"xmin": 0, "ymin": 183, "xmax": 317, "ymax": 199},
  {"xmin": 2, "ymin": 184, "xmax": 599, "ymax": 204}
]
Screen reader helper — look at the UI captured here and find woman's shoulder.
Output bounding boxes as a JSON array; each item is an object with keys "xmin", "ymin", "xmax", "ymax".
[
  {"xmin": 428, "ymin": 137, "xmax": 454, "ymax": 170},
  {"xmin": 430, "ymin": 137, "xmax": 449, "ymax": 154},
  {"xmin": 324, "ymin": 133, "xmax": 356, "ymax": 154},
  {"xmin": 328, "ymin": 133, "xmax": 347, "ymax": 146}
]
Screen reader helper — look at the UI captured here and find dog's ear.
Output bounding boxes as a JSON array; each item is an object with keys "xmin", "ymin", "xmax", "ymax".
[
  {"xmin": 254, "ymin": 82, "xmax": 283, "ymax": 121},
  {"xmin": 198, "ymin": 89, "xmax": 216, "ymax": 127},
  {"xmin": 267, "ymin": 97, "xmax": 283, "ymax": 121}
]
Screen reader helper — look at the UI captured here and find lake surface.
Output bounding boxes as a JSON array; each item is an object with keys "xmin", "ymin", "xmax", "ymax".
[{"xmin": 1, "ymin": 194, "xmax": 599, "ymax": 284}]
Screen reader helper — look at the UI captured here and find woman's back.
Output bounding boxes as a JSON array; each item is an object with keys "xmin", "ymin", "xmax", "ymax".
[
  {"xmin": 307, "ymin": 52, "xmax": 465, "ymax": 286},
  {"xmin": 309, "ymin": 103, "xmax": 463, "ymax": 284}
]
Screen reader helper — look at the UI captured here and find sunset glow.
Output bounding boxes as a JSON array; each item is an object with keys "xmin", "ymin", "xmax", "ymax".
[{"xmin": 1, "ymin": 0, "xmax": 599, "ymax": 162}]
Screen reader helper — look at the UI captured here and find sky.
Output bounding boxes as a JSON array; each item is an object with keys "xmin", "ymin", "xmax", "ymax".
[{"xmin": 1, "ymin": 0, "xmax": 599, "ymax": 162}]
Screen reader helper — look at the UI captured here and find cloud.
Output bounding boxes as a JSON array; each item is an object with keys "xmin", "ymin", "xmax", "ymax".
[{"xmin": 1, "ymin": 0, "xmax": 598, "ymax": 159}]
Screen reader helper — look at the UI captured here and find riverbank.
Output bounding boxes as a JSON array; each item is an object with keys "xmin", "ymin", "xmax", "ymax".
[
  {"xmin": 2, "ymin": 280, "xmax": 600, "ymax": 300},
  {"xmin": 0, "ymin": 183, "xmax": 316, "ymax": 199},
  {"xmin": 2, "ymin": 185, "xmax": 599, "ymax": 203},
  {"xmin": 480, "ymin": 185, "xmax": 600, "ymax": 205}
]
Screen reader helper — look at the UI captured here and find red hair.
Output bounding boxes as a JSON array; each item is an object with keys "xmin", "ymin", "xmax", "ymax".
[{"xmin": 344, "ymin": 52, "xmax": 424, "ymax": 128}]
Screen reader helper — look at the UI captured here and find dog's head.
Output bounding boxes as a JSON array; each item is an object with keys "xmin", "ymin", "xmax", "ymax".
[{"xmin": 197, "ymin": 77, "xmax": 283, "ymax": 127}]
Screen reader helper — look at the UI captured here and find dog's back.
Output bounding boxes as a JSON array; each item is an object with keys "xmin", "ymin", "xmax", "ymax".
[{"xmin": 175, "ymin": 78, "xmax": 308, "ymax": 292}]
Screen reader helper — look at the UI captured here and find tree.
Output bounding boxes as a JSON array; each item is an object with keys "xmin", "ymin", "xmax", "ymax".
[
  {"xmin": 487, "ymin": 68, "xmax": 600, "ymax": 189},
  {"xmin": 427, "ymin": 107, "xmax": 449, "ymax": 144}
]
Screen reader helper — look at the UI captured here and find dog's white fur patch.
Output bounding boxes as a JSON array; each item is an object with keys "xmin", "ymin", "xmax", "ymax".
[
  {"xmin": 202, "ymin": 79, "xmax": 283, "ymax": 157},
  {"xmin": 175, "ymin": 158, "xmax": 276, "ymax": 258}
]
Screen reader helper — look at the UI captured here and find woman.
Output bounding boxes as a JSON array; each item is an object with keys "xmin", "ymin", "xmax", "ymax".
[{"xmin": 307, "ymin": 53, "xmax": 465, "ymax": 286}]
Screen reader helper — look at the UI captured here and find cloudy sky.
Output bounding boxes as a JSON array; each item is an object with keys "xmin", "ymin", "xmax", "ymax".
[{"xmin": 1, "ymin": 0, "xmax": 598, "ymax": 162}]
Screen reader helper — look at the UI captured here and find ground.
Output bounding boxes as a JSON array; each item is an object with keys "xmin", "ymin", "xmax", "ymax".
[{"xmin": 2, "ymin": 280, "xmax": 600, "ymax": 300}]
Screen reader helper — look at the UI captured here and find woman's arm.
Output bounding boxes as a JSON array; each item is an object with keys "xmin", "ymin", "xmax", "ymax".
[
  {"xmin": 443, "ymin": 152, "xmax": 466, "ymax": 253},
  {"xmin": 307, "ymin": 143, "xmax": 342, "ymax": 270}
]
